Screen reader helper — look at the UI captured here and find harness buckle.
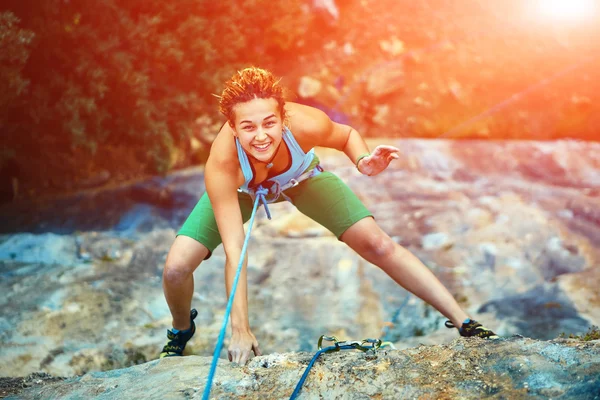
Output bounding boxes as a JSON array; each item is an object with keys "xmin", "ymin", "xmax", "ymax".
[
  {"xmin": 289, "ymin": 178, "xmax": 299, "ymax": 187},
  {"xmin": 263, "ymin": 181, "xmax": 281, "ymax": 202}
]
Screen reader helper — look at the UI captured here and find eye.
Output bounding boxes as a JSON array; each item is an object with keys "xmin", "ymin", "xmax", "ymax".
[
  {"xmin": 242, "ymin": 125, "xmax": 254, "ymax": 131},
  {"xmin": 265, "ymin": 121, "xmax": 276, "ymax": 127}
]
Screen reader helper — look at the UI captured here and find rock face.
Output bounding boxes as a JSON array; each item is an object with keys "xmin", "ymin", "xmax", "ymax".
[
  {"xmin": 1, "ymin": 139, "xmax": 600, "ymax": 391},
  {"xmin": 8, "ymin": 337, "xmax": 600, "ymax": 399}
]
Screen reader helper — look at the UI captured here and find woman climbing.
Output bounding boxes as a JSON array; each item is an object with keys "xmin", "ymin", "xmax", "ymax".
[{"xmin": 159, "ymin": 67, "xmax": 498, "ymax": 362}]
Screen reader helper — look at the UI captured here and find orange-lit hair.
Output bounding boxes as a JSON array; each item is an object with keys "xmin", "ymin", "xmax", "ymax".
[{"xmin": 218, "ymin": 67, "xmax": 286, "ymax": 124}]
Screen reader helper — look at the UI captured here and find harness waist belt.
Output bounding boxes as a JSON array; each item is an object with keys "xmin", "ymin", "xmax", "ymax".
[
  {"xmin": 238, "ymin": 164, "xmax": 324, "ymax": 203},
  {"xmin": 279, "ymin": 163, "xmax": 323, "ymax": 191}
]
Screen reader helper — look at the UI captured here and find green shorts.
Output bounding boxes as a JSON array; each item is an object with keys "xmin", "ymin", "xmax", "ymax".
[{"xmin": 177, "ymin": 155, "xmax": 373, "ymax": 259}]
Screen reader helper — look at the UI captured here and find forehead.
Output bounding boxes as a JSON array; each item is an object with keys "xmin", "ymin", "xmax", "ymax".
[{"xmin": 233, "ymin": 97, "xmax": 279, "ymax": 124}]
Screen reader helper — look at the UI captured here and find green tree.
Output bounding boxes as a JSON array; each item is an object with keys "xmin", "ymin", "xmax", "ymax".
[
  {"xmin": 3, "ymin": 0, "xmax": 314, "ymax": 179},
  {"xmin": 0, "ymin": 11, "xmax": 34, "ymax": 162}
]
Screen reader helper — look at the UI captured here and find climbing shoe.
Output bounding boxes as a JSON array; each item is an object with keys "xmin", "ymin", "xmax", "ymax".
[
  {"xmin": 445, "ymin": 318, "xmax": 499, "ymax": 339},
  {"xmin": 159, "ymin": 309, "xmax": 198, "ymax": 358}
]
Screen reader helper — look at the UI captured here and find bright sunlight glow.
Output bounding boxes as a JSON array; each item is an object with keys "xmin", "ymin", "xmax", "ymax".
[{"xmin": 536, "ymin": 0, "xmax": 597, "ymax": 22}]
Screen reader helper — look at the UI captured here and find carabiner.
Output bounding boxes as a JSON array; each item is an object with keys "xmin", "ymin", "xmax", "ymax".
[{"xmin": 318, "ymin": 335, "xmax": 340, "ymax": 350}]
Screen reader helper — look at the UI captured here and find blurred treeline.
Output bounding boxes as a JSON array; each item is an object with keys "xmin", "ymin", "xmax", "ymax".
[
  {"xmin": 1, "ymin": 0, "xmax": 599, "ymax": 200},
  {"xmin": 1, "ymin": 0, "xmax": 319, "ymax": 192}
]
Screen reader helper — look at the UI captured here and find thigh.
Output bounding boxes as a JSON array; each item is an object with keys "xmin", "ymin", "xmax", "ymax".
[
  {"xmin": 286, "ymin": 171, "xmax": 373, "ymax": 238},
  {"xmin": 177, "ymin": 191, "xmax": 255, "ymax": 258}
]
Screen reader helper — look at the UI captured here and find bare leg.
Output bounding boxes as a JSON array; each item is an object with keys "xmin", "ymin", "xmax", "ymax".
[
  {"xmin": 163, "ymin": 235, "xmax": 210, "ymax": 330},
  {"xmin": 340, "ymin": 218, "xmax": 468, "ymax": 328}
]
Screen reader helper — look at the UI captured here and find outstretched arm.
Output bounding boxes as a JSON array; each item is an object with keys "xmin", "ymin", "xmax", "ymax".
[{"xmin": 205, "ymin": 154, "xmax": 261, "ymax": 364}]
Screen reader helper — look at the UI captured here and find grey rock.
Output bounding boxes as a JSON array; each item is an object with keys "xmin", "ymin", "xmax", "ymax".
[
  {"xmin": 1, "ymin": 139, "xmax": 600, "ymax": 390},
  {"xmin": 10, "ymin": 338, "xmax": 600, "ymax": 400}
]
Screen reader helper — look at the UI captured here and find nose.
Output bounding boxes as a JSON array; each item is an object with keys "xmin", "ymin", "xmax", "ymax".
[{"xmin": 255, "ymin": 128, "xmax": 268, "ymax": 141}]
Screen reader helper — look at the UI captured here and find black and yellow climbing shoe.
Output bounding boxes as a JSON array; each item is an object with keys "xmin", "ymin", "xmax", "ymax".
[
  {"xmin": 160, "ymin": 309, "xmax": 198, "ymax": 358},
  {"xmin": 445, "ymin": 318, "xmax": 499, "ymax": 339}
]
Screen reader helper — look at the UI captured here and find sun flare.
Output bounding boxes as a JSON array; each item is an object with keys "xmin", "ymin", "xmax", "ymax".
[{"xmin": 536, "ymin": 0, "xmax": 597, "ymax": 21}]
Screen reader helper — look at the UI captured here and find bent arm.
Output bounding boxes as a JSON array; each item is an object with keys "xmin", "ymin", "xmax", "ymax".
[
  {"xmin": 337, "ymin": 124, "xmax": 371, "ymax": 168},
  {"xmin": 313, "ymin": 112, "xmax": 369, "ymax": 164},
  {"xmin": 292, "ymin": 104, "xmax": 370, "ymax": 166},
  {"xmin": 289, "ymin": 103, "xmax": 399, "ymax": 175},
  {"xmin": 205, "ymin": 157, "xmax": 251, "ymax": 332},
  {"xmin": 324, "ymin": 123, "xmax": 400, "ymax": 175}
]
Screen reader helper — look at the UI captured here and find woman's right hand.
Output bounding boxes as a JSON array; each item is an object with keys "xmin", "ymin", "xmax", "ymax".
[{"xmin": 228, "ymin": 329, "xmax": 262, "ymax": 365}]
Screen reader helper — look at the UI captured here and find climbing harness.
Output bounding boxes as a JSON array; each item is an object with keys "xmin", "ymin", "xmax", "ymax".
[
  {"xmin": 238, "ymin": 164, "xmax": 323, "ymax": 204},
  {"xmin": 202, "ymin": 185, "xmax": 272, "ymax": 400},
  {"xmin": 289, "ymin": 335, "xmax": 395, "ymax": 400}
]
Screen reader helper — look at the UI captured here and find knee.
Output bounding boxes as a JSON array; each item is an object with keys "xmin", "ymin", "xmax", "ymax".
[
  {"xmin": 359, "ymin": 233, "xmax": 397, "ymax": 261},
  {"xmin": 163, "ymin": 261, "xmax": 196, "ymax": 286}
]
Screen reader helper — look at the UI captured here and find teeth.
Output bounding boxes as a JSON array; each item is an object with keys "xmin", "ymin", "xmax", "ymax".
[{"xmin": 255, "ymin": 143, "xmax": 270, "ymax": 150}]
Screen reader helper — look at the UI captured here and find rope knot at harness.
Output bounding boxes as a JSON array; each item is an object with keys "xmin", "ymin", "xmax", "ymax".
[
  {"xmin": 255, "ymin": 185, "xmax": 272, "ymax": 220},
  {"xmin": 249, "ymin": 163, "xmax": 324, "ymax": 209}
]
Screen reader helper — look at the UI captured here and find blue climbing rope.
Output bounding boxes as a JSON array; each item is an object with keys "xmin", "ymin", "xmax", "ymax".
[
  {"xmin": 289, "ymin": 335, "xmax": 390, "ymax": 400},
  {"xmin": 289, "ymin": 344, "xmax": 346, "ymax": 400},
  {"xmin": 202, "ymin": 185, "xmax": 271, "ymax": 400}
]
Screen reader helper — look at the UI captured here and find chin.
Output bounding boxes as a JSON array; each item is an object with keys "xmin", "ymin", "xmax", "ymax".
[{"xmin": 250, "ymin": 140, "xmax": 278, "ymax": 160}]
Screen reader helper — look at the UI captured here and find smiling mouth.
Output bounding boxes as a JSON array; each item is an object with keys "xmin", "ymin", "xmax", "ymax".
[{"xmin": 253, "ymin": 142, "xmax": 271, "ymax": 152}]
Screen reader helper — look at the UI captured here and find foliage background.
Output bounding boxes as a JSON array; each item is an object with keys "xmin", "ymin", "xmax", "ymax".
[{"xmin": 1, "ymin": 0, "xmax": 599, "ymax": 200}]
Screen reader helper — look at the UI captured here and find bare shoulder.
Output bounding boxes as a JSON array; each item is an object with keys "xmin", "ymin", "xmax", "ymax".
[
  {"xmin": 208, "ymin": 123, "xmax": 234, "ymax": 164},
  {"xmin": 285, "ymin": 102, "xmax": 352, "ymax": 151},
  {"xmin": 285, "ymin": 102, "xmax": 333, "ymax": 149},
  {"xmin": 206, "ymin": 123, "xmax": 244, "ymax": 185}
]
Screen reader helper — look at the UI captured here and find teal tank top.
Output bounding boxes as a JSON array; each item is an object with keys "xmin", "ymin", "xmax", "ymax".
[{"xmin": 235, "ymin": 127, "xmax": 315, "ymax": 194}]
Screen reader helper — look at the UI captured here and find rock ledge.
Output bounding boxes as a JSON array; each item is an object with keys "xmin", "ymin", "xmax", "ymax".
[{"xmin": 10, "ymin": 337, "xmax": 600, "ymax": 399}]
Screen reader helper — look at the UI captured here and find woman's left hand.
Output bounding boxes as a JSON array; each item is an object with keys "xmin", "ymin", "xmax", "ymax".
[{"xmin": 357, "ymin": 145, "xmax": 400, "ymax": 176}]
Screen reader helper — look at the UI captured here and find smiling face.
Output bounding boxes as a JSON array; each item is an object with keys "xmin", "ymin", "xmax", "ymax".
[{"xmin": 231, "ymin": 97, "xmax": 284, "ymax": 164}]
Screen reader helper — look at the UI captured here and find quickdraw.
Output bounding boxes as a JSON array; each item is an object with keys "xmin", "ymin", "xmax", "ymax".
[{"xmin": 289, "ymin": 335, "xmax": 395, "ymax": 400}]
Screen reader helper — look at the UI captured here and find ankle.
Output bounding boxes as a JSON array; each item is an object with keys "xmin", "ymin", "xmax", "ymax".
[
  {"xmin": 172, "ymin": 322, "xmax": 192, "ymax": 332},
  {"xmin": 449, "ymin": 317, "xmax": 470, "ymax": 328},
  {"xmin": 170, "ymin": 309, "xmax": 198, "ymax": 334}
]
